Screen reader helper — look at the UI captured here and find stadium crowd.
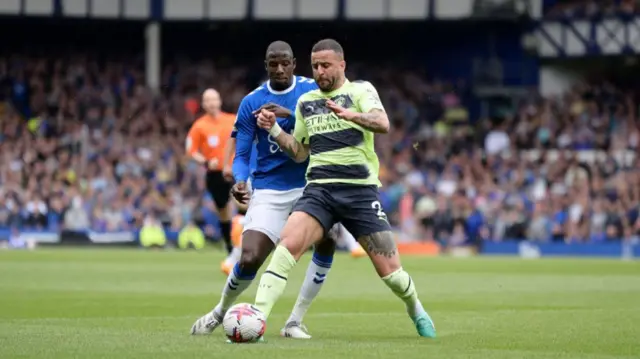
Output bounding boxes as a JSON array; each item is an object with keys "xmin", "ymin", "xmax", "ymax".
[{"xmin": 0, "ymin": 54, "xmax": 638, "ymax": 247}]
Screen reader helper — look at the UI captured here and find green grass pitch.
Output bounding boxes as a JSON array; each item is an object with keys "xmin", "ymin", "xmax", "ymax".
[{"xmin": 1, "ymin": 249, "xmax": 639, "ymax": 359}]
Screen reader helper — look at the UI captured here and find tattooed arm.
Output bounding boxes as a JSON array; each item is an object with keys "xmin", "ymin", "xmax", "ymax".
[
  {"xmin": 272, "ymin": 132, "xmax": 310, "ymax": 163},
  {"xmin": 347, "ymin": 109, "xmax": 390, "ymax": 134},
  {"xmin": 326, "ymin": 103, "xmax": 390, "ymax": 134},
  {"xmin": 326, "ymin": 81, "xmax": 390, "ymax": 134}
]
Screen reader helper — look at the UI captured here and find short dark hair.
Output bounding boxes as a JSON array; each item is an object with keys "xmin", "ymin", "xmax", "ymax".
[
  {"xmin": 265, "ymin": 40, "xmax": 293, "ymax": 57},
  {"xmin": 311, "ymin": 39, "xmax": 344, "ymax": 55}
]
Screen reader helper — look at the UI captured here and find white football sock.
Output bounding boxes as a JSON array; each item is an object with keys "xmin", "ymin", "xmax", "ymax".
[
  {"xmin": 286, "ymin": 252, "xmax": 333, "ymax": 324},
  {"xmin": 214, "ymin": 263, "xmax": 255, "ymax": 314}
]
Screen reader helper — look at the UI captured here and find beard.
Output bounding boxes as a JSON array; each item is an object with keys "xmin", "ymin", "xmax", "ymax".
[{"xmin": 315, "ymin": 77, "xmax": 335, "ymax": 92}]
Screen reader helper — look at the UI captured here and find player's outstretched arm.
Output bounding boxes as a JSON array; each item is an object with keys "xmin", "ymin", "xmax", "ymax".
[{"xmin": 348, "ymin": 108, "xmax": 390, "ymax": 134}]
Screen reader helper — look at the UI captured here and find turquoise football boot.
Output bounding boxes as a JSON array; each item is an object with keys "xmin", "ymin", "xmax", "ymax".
[{"xmin": 413, "ymin": 313, "xmax": 436, "ymax": 338}]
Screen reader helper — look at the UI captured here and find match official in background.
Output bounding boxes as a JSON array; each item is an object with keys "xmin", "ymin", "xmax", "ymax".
[{"xmin": 186, "ymin": 89, "xmax": 236, "ymax": 254}]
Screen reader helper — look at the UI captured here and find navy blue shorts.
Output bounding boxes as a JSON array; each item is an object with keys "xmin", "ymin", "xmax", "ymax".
[{"xmin": 293, "ymin": 183, "xmax": 391, "ymax": 238}]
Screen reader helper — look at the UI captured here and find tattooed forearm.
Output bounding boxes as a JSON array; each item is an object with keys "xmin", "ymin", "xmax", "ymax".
[
  {"xmin": 282, "ymin": 140, "xmax": 302, "ymax": 161},
  {"xmin": 350, "ymin": 110, "xmax": 390, "ymax": 133},
  {"xmin": 358, "ymin": 231, "xmax": 397, "ymax": 258},
  {"xmin": 275, "ymin": 133, "xmax": 309, "ymax": 163}
]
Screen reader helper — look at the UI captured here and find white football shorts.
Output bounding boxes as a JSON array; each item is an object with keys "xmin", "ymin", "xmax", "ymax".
[
  {"xmin": 243, "ymin": 187, "xmax": 348, "ymax": 244},
  {"xmin": 243, "ymin": 187, "xmax": 305, "ymax": 243}
]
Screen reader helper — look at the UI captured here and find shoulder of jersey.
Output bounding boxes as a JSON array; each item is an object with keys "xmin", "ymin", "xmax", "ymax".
[
  {"xmin": 243, "ymin": 84, "xmax": 269, "ymax": 102},
  {"xmin": 352, "ymin": 80, "xmax": 380, "ymax": 99},
  {"xmin": 193, "ymin": 115, "xmax": 207, "ymax": 126},
  {"xmin": 296, "ymin": 76, "xmax": 318, "ymax": 91},
  {"xmin": 296, "ymin": 77, "xmax": 320, "ymax": 99},
  {"xmin": 352, "ymin": 80, "xmax": 374, "ymax": 89}
]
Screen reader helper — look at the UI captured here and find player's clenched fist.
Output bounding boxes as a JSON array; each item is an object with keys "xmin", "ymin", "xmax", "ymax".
[
  {"xmin": 253, "ymin": 103, "xmax": 292, "ymax": 119},
  {"xmin": 230, "ymin": 181, "xmax": 250, "ymax": 204},
  {"xmin": 256, "ymin": 109, "xmax": 276, "ymax": 131}
]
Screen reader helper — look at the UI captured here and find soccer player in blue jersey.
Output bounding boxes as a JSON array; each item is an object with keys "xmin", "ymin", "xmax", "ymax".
[{"xmin": 191, "ymin": 41, "xmax": 350, "ymax": 339}]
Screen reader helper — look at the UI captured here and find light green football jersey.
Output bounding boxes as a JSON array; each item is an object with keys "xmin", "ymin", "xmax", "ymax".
[{"xmin": 293, "ymin": 79, "xmax": 384, "ymax": 187}]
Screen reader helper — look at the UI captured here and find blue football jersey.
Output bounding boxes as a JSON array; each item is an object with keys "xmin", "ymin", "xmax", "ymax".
[
  {"xmin": 249, "ymin": 143, "xmax": 257, "ymax": 179},
  {"xmin": 232, "ymin": 76, "xmax": 318, "ymax": 191},
  {"xmin": 230, "ymin": 133, "xmax": 258, "ymax": 180}
]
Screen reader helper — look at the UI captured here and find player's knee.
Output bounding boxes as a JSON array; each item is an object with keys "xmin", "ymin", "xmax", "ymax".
[
  {"xmin": 359, "ymin": 231, "xmax": 401, "ymax": 277},
  {"xmin": 376, "ymin": 260, "xmax": 402, "ymax": 278},
  {"xmin": 239, "ymin": 230, "xmax": 275, "ymax": 272},
  {"xmin": 280, "ymin": 233, "xmax": 306, "ymax": 260},
  {"xmin": 280, "ymin": 212, "xmax": 325, "ymax": 260},
  {"xmin": 239, "ymin": 247, "xmax": 265, "ymax": 273},
  {"xmin": 279, "ymin": 217, "xmax": 305, "ymax": 258}
]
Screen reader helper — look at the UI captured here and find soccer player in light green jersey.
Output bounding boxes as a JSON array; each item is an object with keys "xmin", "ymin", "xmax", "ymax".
[{"xmin": 253, "ymin": 38, "xmax": 436, "ymax": 338}]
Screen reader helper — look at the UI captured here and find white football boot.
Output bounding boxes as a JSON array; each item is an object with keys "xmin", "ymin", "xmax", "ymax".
[
  {"xmin": 280, "ymin": 322, "xmax": 312, "ymax": 339},
  {"xmin": 190, "ymin": 309, "xmax": 223, "ymax": 335}
]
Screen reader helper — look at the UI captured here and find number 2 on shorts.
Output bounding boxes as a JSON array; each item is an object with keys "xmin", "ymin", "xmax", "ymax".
[{"xmin": 371, "ymin": 201, "xmax": 387, "ymax": 219}]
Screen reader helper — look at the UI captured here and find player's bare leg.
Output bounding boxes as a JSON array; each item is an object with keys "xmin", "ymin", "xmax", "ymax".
[
  {"xmin": 358, "ymin": 231, "xmax": 436, "ymax": 338},
  {"xmin": 191, "ymin": 230, "xmax": 273, "ymax": 335},
  {"xmin": 282, "ymin": 233, "xmax": 336, "ymax": 339},
  {"xmin": 253, "ymin": 212, "xmax": 325, "ymax": 320}
]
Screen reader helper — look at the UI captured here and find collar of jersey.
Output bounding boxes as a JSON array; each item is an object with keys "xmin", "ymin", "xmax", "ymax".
[
  {"xmin": 321, "ymin": 78, "xmax": 350, "ymax": 96},
  {"xmin": 206, "ymin": 113, "xmax": 226, "ymax": 123},
  {"xmin": 266, "ymin": 77, "xmax": 297, "ymax": 95}
]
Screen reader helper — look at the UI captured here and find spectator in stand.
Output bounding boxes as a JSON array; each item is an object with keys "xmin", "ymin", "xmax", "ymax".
[
  {"xmin": 527, "ymin": 201, "xmax": 552, "ymax": 242},
  {"xmin": 0, "ymin": 52, "xmax": 638, "ymax": 249},
  {"xmin": 484, "ymin": 119, "xmax": 511, "ymax": 156},
  {"xmin": 382, "ymin": 80, "xmax": 639, "ymax": 245},
  {"xmin": 64, "ymin": 197, "xmax": 90, "ymax": 231}
]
